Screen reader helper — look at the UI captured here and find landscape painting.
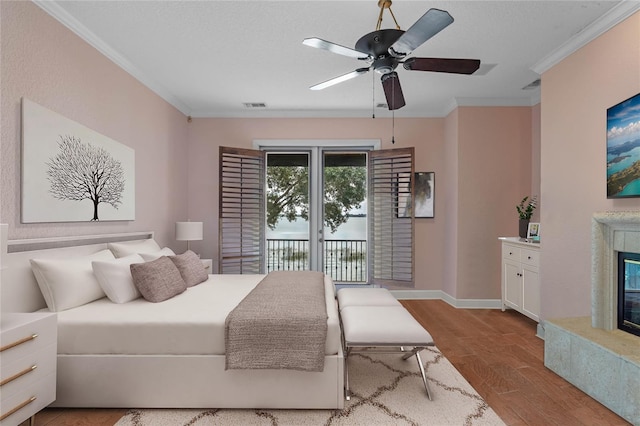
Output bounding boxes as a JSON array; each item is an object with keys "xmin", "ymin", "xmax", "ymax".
[
  {"xmin": 607, "ymin": 92, "xmax": 640, "ymax": 198},
  {"xmin": 22, "ymin": 98, "xmax": 135, "ymax": 223}
]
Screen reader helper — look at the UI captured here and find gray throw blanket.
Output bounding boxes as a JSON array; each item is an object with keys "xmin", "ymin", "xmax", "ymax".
[{"xmin": 225, "ymin": 271, "xmax": 328, "ymax": 372}]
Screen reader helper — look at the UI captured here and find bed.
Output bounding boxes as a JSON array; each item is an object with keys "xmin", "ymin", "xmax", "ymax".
[{"xmin": 0, "ymin": 226, "xmax": 344, "ymax": 409}]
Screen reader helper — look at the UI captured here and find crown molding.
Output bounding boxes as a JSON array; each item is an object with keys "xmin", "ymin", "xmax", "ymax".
[
  {"xmin": 532, "ymin": 1, "xmax": 640, "ymax": 74},
  {"xmin": 33, "ymin": 0, "xmax": 192, "ymax": 116}
]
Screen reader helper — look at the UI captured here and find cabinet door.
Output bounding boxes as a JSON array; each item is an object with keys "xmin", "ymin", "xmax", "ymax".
[
  {"xmin": 503, "ymin": 261, "xmax": 522, "ymax": 309},
  {"xmin": 522, "ymin": 265, "xmax": 540, "ymax": 321}
]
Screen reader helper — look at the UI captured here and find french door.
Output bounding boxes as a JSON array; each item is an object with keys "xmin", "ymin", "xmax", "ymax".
[
  {"xmin": 219, "ymin": 144, "xmax": 414, "ymax": 287},
  {"xmin": 263, "ymin": 148, "xmax": 367, "ymax": 282}
]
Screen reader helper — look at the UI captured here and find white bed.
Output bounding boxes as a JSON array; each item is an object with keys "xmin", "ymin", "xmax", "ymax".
[{"xmin": 0, "ymin": 227, "xmax": 344, "ymax": 409}]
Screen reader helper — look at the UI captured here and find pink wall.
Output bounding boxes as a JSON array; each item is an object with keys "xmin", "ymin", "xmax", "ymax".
[
  {"xmin": 0, "ymin": 2, "xmax": 189, "ymax": 247},
  {"xmin": 540, "ymin": 12, "xmax": 640, "ymax": 320},
  {"xmin": 447, "ymin": 107, "xmax": 533, "ymax": 299},
  {"xmin": 531, "ymin": 103, "xmax": 541, "ymax": 220},
  {"xmin": 443, "ymin": 109, "xmax": 460, "ymax": 297}
]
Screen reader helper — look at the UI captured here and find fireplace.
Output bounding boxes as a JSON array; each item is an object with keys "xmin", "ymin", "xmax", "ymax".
[
  {"xmin": 618, "ymin": 252, "xmax": 640, "ymax": 337},
  {"xmin": 591, "ymin": 211, "xmax": 640, "ymax": 331},
  {"xmin": 543, "ymin": 211, "xmax": 640, "ymax": 424}
]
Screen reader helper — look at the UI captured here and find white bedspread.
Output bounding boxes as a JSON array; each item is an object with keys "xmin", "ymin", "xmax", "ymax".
[{"xmin": 53, "ymin": 274, "xmax": 341, "ymax": 356}]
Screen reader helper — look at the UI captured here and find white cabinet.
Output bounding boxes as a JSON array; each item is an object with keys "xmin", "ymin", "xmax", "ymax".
[
  {"xmin": 500, "ymin": 238, "xmax": 540, "ymax": 322},
  {"xmin": 1, "ymin": 313, "xmax": 57, "ymax": 426}
]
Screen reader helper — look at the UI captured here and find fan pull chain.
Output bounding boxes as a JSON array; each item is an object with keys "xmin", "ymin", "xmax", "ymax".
[
  {"xmin": 392, "ymin": 109, "xmax": 395, "ymax": 144},
  {"xmin": 372, "ymin": 72, "xmax": 376, "ymax": 119}
]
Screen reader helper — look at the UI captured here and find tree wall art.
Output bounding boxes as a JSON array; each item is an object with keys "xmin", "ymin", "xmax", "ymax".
[{"xmin": 21, "ymin": 98, "xmax": 135, "ymax": 223}]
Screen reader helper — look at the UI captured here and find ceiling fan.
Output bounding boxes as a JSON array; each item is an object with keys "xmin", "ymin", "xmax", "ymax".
[{"xmin": 303, "ymin": 0, "xmax": 481, "ymax": 110}]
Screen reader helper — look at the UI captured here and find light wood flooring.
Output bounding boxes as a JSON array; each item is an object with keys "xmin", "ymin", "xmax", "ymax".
[{"xmin": 25, "ymin": 300, "xmax": 630, "ymax": 425}]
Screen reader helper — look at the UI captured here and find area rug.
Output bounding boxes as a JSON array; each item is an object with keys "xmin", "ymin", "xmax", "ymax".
[{"xmin": 115, "ymin": 347, "xmax": 505, "ymax": 425}]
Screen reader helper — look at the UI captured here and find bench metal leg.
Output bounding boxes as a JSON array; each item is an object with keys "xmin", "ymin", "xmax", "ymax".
[
  {"xmin": 415, "ymin": 351, "xmax": 432, "ymax": 401},
  {"xmin": 344, "ymin": 347, "xmax": 351, "ymax": 401}
]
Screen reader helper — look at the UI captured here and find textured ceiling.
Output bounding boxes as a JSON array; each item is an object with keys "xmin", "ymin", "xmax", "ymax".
[{"xmin": 39, "ymin": 0, "xmax": 639, "ymax": 117}]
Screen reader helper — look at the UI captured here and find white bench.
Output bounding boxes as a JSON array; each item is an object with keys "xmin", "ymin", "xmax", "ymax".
[{"xmin": 337, "ymin": 288, "xmax": 435, "ymax": 400}]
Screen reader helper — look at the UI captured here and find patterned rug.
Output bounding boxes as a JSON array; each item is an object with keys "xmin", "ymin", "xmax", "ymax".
[{"xmin": 115, "ymin": 347, "xmax": 505, "ymax": 425}]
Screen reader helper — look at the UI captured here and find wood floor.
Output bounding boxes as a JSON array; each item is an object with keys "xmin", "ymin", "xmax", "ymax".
[{"xmin": 26, "ymin": 300, "xmax": 629, "ymax": 426}]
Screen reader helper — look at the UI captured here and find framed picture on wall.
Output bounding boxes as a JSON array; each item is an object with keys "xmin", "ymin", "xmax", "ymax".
[
  {"xmin": 414, "ymin": 172, "xmax": 434, "ymax": 218},
  {"xmin": 607, "ymin": 92, "xmax": 640, "ymax": 198},
  {"xmin": 22, "ymin": 98, "xmax": 135, "ymax": 222},
  {"xmin": 396, "ymin": 172, "xmax": 435, "ymax": 218}
]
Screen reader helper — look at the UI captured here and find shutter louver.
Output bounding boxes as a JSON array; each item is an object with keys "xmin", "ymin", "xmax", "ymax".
[
  {"xmin": 219, "ymin": 147, "xmax": 265, "ymax": 274},
  {"xmin": 368, "ymin": 147, "xmax": 414, "ymax": 286}
]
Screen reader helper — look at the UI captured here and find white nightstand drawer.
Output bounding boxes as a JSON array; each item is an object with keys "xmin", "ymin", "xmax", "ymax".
[
  {"xmin": 0, "ymin": 314, "xmax": 56, "ymax": 366},
  {"xmin": 201, "ymin": 258, "xmax": 213, "ymax": 272},
  {"xmin": 1, "ymin": 313, "xmax": 57, "ymax": 425},
  {"xmin": 521, "ymin": 248, "xmax": 540, "ymax": 267},
  {"xmin": 0, "ymin": 373, "xmax": 56, "ymax": 426},
  {"xmin": 1, "ymin": 342, "xmax": 56, "ymax": 398}
]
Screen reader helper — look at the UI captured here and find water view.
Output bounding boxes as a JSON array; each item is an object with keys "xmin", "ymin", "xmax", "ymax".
[{"xmin": 267, "ymin": 215, "xmax": 367, "ymax": 282}]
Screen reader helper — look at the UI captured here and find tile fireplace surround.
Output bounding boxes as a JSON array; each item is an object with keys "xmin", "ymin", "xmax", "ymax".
[{"xmin": 544, "ymin": 211, "xmax": 640, "ymax": 424}]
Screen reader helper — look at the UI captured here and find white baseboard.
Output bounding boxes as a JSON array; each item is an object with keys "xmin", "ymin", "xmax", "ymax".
[{"xmin": 390, "ymin": 289, "xmax": 502, "ymax": 309}]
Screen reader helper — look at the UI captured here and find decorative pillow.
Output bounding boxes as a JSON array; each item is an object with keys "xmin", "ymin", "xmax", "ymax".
[
  {"xmin": 130, "ymin": 256, "xmax": 187, "ymax": 303},
  {"xmin": 108, "ymin": 239, "xmax": 161, "ymax": 258},
  {"xmin": 169, "ymin": 250, "xmax": 209, "ymax": 287},
  {"xmin": 139, "ymin": 247, "xmax": 176, "ymax": 262},
  {"xmin": 30, "ymin": 249, "xmax": 115, "ymax": 312},
  {"xmin": 92, "ymin": 254, "xmax": 145, "ymax": 304}
]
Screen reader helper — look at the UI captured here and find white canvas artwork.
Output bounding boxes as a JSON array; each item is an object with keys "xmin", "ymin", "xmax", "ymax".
[{"xmin": 22, "ymin": 98, "xmax": 135, "ymax": 223}]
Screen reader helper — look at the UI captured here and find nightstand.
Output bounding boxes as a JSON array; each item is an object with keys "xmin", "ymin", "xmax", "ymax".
[
  {"xmin": 1, "ymin": 313, "xmax": 57, "ymax": 426},
  {"xmin": 200, "ymin": 259, "xmax": 213, "ymax": 273}
]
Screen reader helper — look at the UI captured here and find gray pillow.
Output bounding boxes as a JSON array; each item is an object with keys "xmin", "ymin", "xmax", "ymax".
[
  {"xmin": 169, "ymin": 250, "xmax": 209, "ymax": 287},
  {"xmin": 130, "ymin": 256, "xmax": 187, "ymax": 303}
]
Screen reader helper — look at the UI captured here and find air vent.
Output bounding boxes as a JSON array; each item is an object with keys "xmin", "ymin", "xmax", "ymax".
[
  {"xmin": 522, "ymin": 79, "xmax": 541, "ymax": 90},
  {"xmin": 243, "ymin": 102, "xmax": 267, "ymax": 108}
]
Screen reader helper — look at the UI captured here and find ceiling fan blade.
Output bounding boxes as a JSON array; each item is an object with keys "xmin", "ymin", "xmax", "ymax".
[
  {"xmin": 403, "ymin": 57, "xmax": 481, "ymax": 74},
  {"xmin": 381, "ymin": 72, "xmax": 406, "ymax": 110},
  {"xmin": 303, "ymin": 38, "xmax": 371, "ymax": 60},
  {"xmin": 389, "ymin": 8, "xmax": 454, "ymax": 58},
  {"xmin": 310, "ymin": 67, "xmax": 370, "ymax": 91}
]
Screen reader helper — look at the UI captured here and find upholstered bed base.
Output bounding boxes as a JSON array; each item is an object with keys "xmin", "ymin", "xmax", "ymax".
[{"xmin": 54, "ymin": 353, "xmax": 344, "ymax": 409}]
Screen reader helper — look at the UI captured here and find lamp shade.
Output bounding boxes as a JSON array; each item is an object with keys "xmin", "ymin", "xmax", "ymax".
[{"xmin": 175, "ymin": 221, "xmax": 203, "ymax": 241}]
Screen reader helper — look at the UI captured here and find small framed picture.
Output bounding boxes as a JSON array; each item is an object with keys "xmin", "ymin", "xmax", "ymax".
[{"xmin": 527, "ymin": 222, "xmax": 540, "ymax": 240}]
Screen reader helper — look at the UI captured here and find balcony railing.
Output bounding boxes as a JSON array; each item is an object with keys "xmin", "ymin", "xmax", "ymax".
[{"xmin": 267, "ymin": 239, "xmax": 366, "ymax": 283}]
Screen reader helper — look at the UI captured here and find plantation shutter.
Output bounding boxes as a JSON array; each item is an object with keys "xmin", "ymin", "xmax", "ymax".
[
  {"xmin": 368, "ymin": 147, "xmax": 414, "ymax": 286},
  {"xmin": 219, "ymin": 146, "xmax": 265, "ymax": 274}
]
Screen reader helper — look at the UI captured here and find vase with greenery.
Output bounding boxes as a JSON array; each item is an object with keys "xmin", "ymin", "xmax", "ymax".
[{"xmin": 516, "ymin": 196, "xmax": 537, "ymax": 238}]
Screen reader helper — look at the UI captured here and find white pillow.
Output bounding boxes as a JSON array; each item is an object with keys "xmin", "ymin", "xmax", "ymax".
[
  {"xmin": 92, "ymin": 254, "xmax": 145, "ymax": 303},
  {"xmin": 108, "ymin": 239, "xmax": 161, "ymax": 258},
  {"xmin": 139, "ymin": 247, "xmax": 176, "ymax": 261},
  {"xmin": 30, "ymin": 249, "xmax": 115, "ymax": 312}
]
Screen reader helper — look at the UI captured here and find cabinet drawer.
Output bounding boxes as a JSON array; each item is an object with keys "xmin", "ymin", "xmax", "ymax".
[
  {"xmin": 0, "ymin": 373, "xmax": 56, "ymax": 426},
  {"xmin": 502, "ymin": 244, "xmax": 521, "ymax": 262},
  {"xmin": 1, "ymin": 342, "xmax": 56, "ymax": 398},
  {"xmin": 0, "ymin": 315, "xmax": 56, "ymax": 366},
  {"xmin": 521, "ymin": 249, "xmax": 540, "ymax": 267}
]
